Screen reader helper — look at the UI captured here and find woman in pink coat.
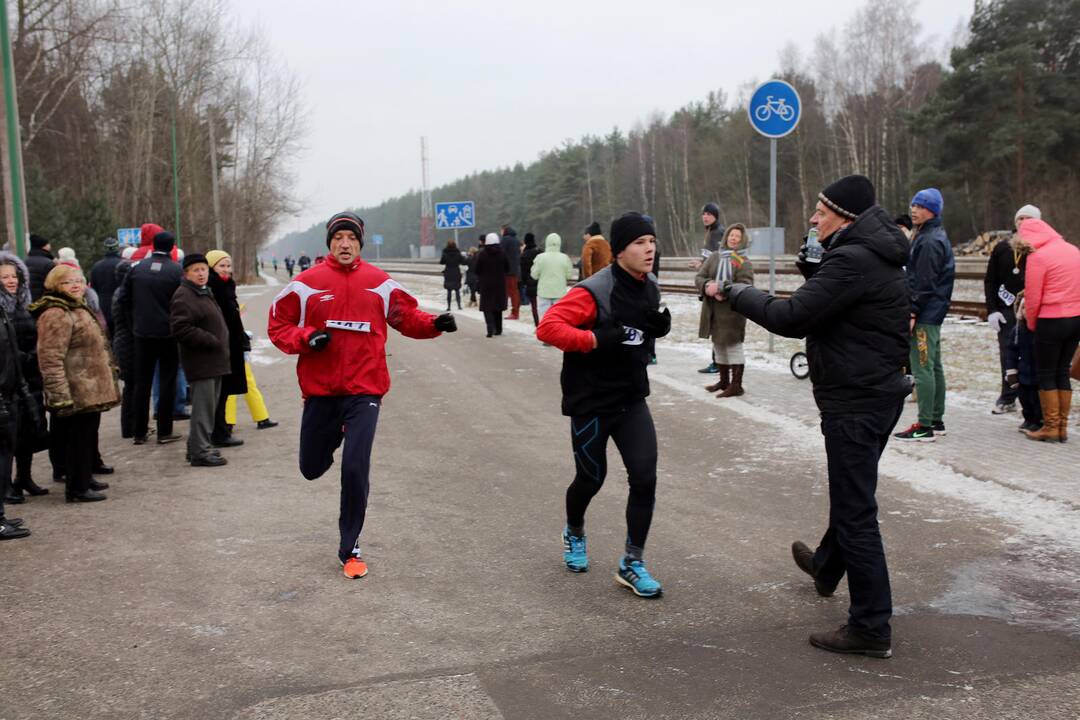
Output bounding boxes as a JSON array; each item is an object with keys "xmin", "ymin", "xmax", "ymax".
[{"xmin": 1018, "ymin": 218, "xmax": 1080, "ymax": 442}]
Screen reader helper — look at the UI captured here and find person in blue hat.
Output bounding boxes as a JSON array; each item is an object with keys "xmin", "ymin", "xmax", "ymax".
[{"xmin": 894, "ymin": 188, "xmax": 955, "ymax": 442}]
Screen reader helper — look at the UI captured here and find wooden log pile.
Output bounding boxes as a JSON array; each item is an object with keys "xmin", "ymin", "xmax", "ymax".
[{"xmin": 955, "ymin": 229, "xmax": 1013, "ymax": 256}]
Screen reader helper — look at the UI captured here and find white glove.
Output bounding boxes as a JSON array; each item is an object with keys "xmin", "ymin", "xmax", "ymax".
[{"xmin": 987, "ymin": 311, "xmax": 1006, "ymax": 332}]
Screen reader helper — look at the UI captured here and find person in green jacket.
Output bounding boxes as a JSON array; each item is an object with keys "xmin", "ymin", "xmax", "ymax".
[{"xmin": 530, "ymin": 233, "xmax": 575, "ymax": 318}]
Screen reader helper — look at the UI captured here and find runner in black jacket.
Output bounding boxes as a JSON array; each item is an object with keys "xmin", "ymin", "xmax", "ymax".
[{"xmin": 726, "ymin": 175, "xmax": 910, "ymax": 659}]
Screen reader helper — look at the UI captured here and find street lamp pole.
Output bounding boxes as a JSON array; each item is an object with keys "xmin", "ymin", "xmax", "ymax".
[{"xmin": 0, "ymin": 0, "xmax": 29, "ymax": 255}]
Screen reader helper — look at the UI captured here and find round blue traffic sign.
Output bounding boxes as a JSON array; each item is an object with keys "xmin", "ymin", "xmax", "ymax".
[{"xmin": 748, "ymin": 80, "xmax": 801, "ymax": 138}]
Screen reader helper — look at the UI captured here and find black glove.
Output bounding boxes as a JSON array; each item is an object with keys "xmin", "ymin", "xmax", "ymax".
[
  {"xmin": 593, "ymin": 324, "xmax": 627, "ymax": 351},
  {"xmin": 307, "ymin": 329, "xmax": 331, "ymax": 351},
  {"xmin": 795, "ymin": 241, "xmax": 819, "ymax": 280},
  {"xmin": 434, "ymin": 313, "xmax": 457, "ymax": 333},
  {"xmin": 643, "ymin": 307, "xmax": 671, "ymax": 338}
]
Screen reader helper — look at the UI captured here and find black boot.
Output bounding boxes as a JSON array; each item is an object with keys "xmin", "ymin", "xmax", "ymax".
[
  {"xmin": 14, "ymin": 476, "xmax": 49, "ymax": 496},
  {"xmin": 88, "ymin": 478, "xmax": 110, "ymax": 491}
]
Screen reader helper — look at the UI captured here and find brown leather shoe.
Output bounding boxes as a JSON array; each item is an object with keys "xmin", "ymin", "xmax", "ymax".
[
  {"xmin": 791, "ymin": 541, "xmax": 835, "ymax": 597},
  {"xmin": 809, "ymin": 625, "xmax": 892, "ymax": 658}
]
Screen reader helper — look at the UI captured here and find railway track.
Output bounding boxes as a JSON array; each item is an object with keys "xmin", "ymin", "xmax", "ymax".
[{"xmin": 378, "ymin": 264, "xmax": 989, "ymax": 321}]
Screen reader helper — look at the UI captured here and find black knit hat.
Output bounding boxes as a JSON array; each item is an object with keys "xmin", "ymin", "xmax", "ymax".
[
  {"xmin": 609, "ymin": 212, "xmax": 656, "ymax": 256},
  {"xmin": 585, "ymin": 221, "xmax": 602, "ymax": 236},
  {"xmin": 701, "ymin": 202, "xmax": 720, "ymax": 220},
  {"xmin": 182, "ymin": 253, "xmax": 207, "ymax": 269},
  {"xmin": 153, "ymin": 231, "xmax": 176, "ymax": 252},
  {"xmin": 818, "ymin": 175, "xmax": 875, "ymax": 220},
  {"xmin": 30, "ymin": 233, "xmax": 49, "ymax": 250},
  {"xmin": 326, "ymin": 211, "xmax": 365, "ymax": 248}
]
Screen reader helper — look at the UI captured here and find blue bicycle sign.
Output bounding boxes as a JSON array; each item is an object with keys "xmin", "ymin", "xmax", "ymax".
[{"xmin": 748, "ymin": 80, "xmax": 801, "ymax": 138}]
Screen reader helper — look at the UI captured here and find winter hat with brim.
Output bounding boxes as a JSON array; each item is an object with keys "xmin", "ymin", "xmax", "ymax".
[
  {"xmin": 484, "ymin": 232, "xmax": 501, "ymax": 246},
  {"xmin": 103, "ymin": 237, "xmax": 120, "ymax": 251},
  {"xmin": 1015, "ymin": 204, "xmax": 1041, "ymax": 225},
  {"xmin": 910, "ymin": 188, "xmax": 943, "ymax": 216},
  {"xmin": 610, "ymin": 212, "xmax": 656, "ymax": 256},
  {"xmin": 43, "ymin": 263, "xmax": 82, "ymax": 292},
  {"xmin": 819, "ymin": 175, "xmax": 875, "ymax": 220},
  {"xmin": 701, "ymin": 202, "xmax": 721, "ymax": 219},
  {"xmin": 585, "ymin": 221, "xmax": 602, "ymax": 236},
  {"xmin": 153, "ymin": 231, "xmax": 176, "ymax": 252},
  {"xmin": 326, "ymin": 211, "xmax": 365, "ymax": 248},
  {"xmin": 182, "ymin": 253, "xmax": 208, "ymax": 269},
  {"xmin": 205, "ymin": 250, "xmax": 230, "ymax": 270}
]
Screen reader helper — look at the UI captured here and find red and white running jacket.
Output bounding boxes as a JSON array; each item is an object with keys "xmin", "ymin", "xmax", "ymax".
[{"xmin": 268, "ymin": 257, "xmax": 440, "ymax": 398}]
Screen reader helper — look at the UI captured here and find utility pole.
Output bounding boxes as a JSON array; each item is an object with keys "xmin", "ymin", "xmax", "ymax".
[
  {"xmin": 1, "ymin": 0, "xmax": 29, "ymax": 255},
  {"xmin": 171, "ymin": 106, "xmax": 181, "ymax": 247},
  {"xmin": 419, "ymin": 136, "xmax": 434, "ymax": 257},
  {"xmin": 207, "ymin": 106, "xmax": 223, "ymax": 251}
]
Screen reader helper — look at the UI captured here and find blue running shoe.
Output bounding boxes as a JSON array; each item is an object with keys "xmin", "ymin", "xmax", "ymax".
[
  {"xmin": 562, "ymin": 527, "xmax": 589, "ymax": 572},
  {"xmin": 616, "ymin": 558, "xmax": 662, "ymax": 598}
]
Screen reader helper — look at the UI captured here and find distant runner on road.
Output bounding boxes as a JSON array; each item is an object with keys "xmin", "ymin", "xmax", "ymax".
[
  {"xmin": 268, "ymin": 211, "xmax": 458, "ymax": 579},
  {"xmin": 536, "ymin": 212, "xmax": 671, "ymax": 598}
]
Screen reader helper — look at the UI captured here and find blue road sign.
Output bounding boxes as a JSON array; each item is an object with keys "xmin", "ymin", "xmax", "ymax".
[
  {"xmin": 435, "ymin": 201, "xmax": 476, "ymax": 230},
  {"xmin": 117, "ymin": 227, "xmax": 141, "ymax": 246},
  {"xmin": 373, "ymin": 234, "xmax": 384, "ymax": 246},
  {"xmin": 748, "ymin": 80, "xmax": 801, "ymax": 138}
]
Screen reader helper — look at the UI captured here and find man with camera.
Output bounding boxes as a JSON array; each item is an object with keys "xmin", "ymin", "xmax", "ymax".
[
  {"xmin": 723, "ymin": 175, "xmax": 911, "ymax": 658},
  {"xmin": 269, "ymin": 211, "xmax": 457, "ymax": 580}
]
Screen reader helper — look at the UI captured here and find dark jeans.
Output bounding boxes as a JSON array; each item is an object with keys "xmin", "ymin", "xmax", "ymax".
[
  {"xmin": 1016, "ymin": 322, "xmax": 1042, "ymax": 425},
  {"xmin": 812, "ymin": 401, "xmax": 903, "ymax": 642},
  {"xmin": 299, "ymin": 395, "xmax": 381, "ymax": 563},
  {"xmin": 482, "ymin": 309, "xmax": 503, "ymax": 336},
  {"xmin": 1034, "ymin": 316, "xmax": 1080, "ymax": 390},
  {"xmin": 119, "ymin": 379, "xmax": 135, "ymax": 438},
  {"xmin": 53, "ymin": 412, "xmax": 100, "ymax": 498},
  {"xmin": 133, "ymin": 337, "xmax": 179, "ymax": 438},
  {"xmin": 996, "ymin": 317, "xmax": 1019, "ymax": 405},
  {"xmin": 566, "ymin": 400, "xmax": 658, "ymax": 557}
]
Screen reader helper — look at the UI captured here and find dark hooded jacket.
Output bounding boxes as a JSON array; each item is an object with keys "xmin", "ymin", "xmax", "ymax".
[
  {"xmin": 89, "ymin": 249, "xmax": 123, "ymax": 333},
  {"xmin": 206, "ymin": 270, "xmax": 249, "ymax": 395},
  {"xmin": 121, "ymin": 250, "xmax": 182, "ymax": 338},
  {"xmin": 520, "ymin": 235, "xmax": 540, "ymax": 293},
  {"xmin": 500, "ymin": 227, "xmax": 522, "ymax": 276},
  {"xmin": 24, "ymin": 247, "xmax": 55, "ymax": 302},
  {"xmin": 110, "ymin": 261, "xmax": 135, "ymax": 381},
  {"xmin": 729, "ymin": 206, "xmax": 911, "ymax": 414},
  {"xmin": 0, "ymin": 253, "xmax": 46, "ymax": 450}
]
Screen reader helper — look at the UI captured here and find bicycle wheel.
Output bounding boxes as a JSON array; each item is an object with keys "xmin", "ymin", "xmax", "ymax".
[
  {"xmin": 790, "ymin": 351, "xmax": 809, "ymax": 379},
  {"xmin": 754, "ymin": 105, "xmax": 771, "ymax": 122}
]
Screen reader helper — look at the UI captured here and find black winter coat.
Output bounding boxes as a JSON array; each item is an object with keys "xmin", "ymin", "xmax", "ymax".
[
  {"xmin": 440, "ymin": 247, "xmax": 464, "ymax": 290},
  {"xmin": 89, "ymin": 251, "xmax": 123, "ymax": 333},
  {"xmin": 475, "ymin": 244, "xmax": 509, "ymax": 312},
  {"xmin": 983, "ymin": 237, "xmax": 1026, "ymax": 322},
  {"xmin": 169, "ymin": 281, "xmax": 230, "ymax": 382},
  {"xmin": 520, "ymin": 243, "xmax": 540, "ymax": 292},
  {"xmin": 730, "ymin": 206, "xmax": 912, "ymax": 414},
  {"xmin": 122, "ymin": 252, "xmax": 182, "ymax": 339},
  {"xmin": 500, "ymin": 228, "xmax": 521, "ymax": 276},
  {"xmin": 465, "ymin": 253, "xmax": 479, "ymax": 289},
  {"xmin": 24, "ymin": 248, "xmax": 54, "ymax": 302},
  {"xmin": 207, "ymin": 271, "xmax": 249, "ymax": 395},
  {"xmin": 111, "ymin": 273, "xmax": 134, "ymax": 381}
]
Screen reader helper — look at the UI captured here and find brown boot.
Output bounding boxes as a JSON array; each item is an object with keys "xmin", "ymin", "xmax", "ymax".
[
  {"xmin": 1058, "ymin": 389, "xmax": 1072, "ymax": 443},
  {"xmin": 705, "ymin": 364, "xmax": 730, "ymax": 393},
  {"xmin": 717, "ymin": 364, "xmax": 745, "ymax": 398},
  {"xmin": 1025, "ymin": 390, "xmax": 1061, "ymax": 442}
]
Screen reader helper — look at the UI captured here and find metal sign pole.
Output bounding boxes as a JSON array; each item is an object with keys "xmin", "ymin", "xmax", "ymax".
[{"xmin": 768, "ymin": 137, "xmax": 777, "ymax": 353}]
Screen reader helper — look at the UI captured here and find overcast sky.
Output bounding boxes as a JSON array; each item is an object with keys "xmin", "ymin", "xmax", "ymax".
[{"xmin": 231, "ymin": 0, "xmax": 973, "ymax": 239}]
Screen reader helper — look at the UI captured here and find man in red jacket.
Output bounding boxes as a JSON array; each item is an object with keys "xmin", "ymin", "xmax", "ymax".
[
  {"xmin": 536, "ymin": 212, "xmax": 671, "ymax": 598},
  {"xmin": 269, "ymin": 211, "xmax": 457, "ymax": 579}
]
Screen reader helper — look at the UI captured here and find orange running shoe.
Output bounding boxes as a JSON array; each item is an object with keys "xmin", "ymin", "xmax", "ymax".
[{"xmin": 341, "ymin": 556, "xmax": 368, "ymax": 579}]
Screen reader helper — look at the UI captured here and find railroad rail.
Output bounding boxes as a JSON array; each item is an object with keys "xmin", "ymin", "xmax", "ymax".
[{"xmin": 377, "ymin": 265, "xmax": 988, "ymax": 320}]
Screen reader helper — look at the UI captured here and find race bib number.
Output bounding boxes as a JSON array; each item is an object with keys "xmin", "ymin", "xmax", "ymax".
[
  {"xmin": 622, "ymin": 326, "xmax": 645, "ymax": 346},
  {"xmin": 997, "ymin": 284, "xmax": 1016, "ymax": 307},
  {"xmin": 325, "ymin": 320, "xmax": 371, "ymax": 333}
]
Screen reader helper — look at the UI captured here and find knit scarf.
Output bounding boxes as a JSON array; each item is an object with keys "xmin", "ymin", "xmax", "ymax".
[{"xmin": 713, "ymin": 249, "xmax": 744, "ymax": 284}]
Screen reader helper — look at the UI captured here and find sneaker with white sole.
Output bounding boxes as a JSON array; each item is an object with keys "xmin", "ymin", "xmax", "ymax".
[
  {"xmin": 562, "ymin": 527, "xmax": 589, "ymax": 572},
  {"xmin": 931, "ymin": 421, "xmax": 946, "ymax": 436},
  {"xmin": 893, "ymin": 423, "xmax": 935, "ymax": 442},
  {"xmin": 615, "ymin": 558, "xmax": 662, "ymax": 598}
]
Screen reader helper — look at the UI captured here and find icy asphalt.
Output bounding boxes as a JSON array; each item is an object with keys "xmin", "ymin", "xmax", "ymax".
[{"xmin": 2, "ymin": 272, "xmax": 1077, "ymax": 719}]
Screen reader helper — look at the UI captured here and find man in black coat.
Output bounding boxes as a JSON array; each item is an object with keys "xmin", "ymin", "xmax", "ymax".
[
  {"xmin": 89, "ymin": 237, "xmax": 123, "ymax": 336},
  {"xmin": 500, "ymin": 226, "xmax": 522, "ymax": 320},
  {"xmin": 23, "ymin": 234, "xmax": 55, "ymax": 302},
  {"xmin": 724, "ymin": 175, "xmax": 910, "ymax": 659},
  {"xmin": 119, "ymin": 231, "xmax": 183, "ymax": 445}
]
